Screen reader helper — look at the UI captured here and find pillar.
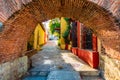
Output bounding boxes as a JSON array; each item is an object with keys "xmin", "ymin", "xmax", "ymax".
[
  {"xmin": 77, "ymin": 22, "xmax": 81, "ymax": 49},
  {"xmin": 92, "ymin": 34, "xmax": 97, "ymax": 51}
]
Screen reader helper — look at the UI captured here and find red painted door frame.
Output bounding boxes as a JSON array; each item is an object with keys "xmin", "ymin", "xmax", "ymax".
[
  {"xmin": 77, "ymin": 22, "xmax": 81, "ymax": 48},
  {"xmin": 92, "ymin": 34, "xmax": 98, "ymax": 51}
]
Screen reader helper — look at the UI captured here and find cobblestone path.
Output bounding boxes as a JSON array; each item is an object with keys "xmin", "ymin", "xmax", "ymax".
[{"xmin": 22, "ymin": 40, "xmax": 103, "ymax": 80}]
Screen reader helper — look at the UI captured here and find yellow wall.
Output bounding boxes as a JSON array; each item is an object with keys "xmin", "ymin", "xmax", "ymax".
[
  {"xmin": 33, "ymin": 24, "xmax": 45, "ymax": 50},
  {"xmin": 60, "ymin": 17, "xmax": 68, "ymax": 49}
]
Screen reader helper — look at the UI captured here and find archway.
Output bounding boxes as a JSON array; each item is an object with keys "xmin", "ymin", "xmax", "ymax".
[
  {"xmin": 0, "ymin": 0, "xmax": 120, "ymax": 80},
  {"xmin": 0, "ymin": 0, "xmax": 119, "ymax": 63}
]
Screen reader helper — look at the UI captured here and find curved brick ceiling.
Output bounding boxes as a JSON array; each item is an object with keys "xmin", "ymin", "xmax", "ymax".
[
  {"xmin": 90, "ymin": 0, "xmax": 120, "ymax": 19},
  {"xmin": 0, "ymin": 0, "xmax": 120, "ymax": 63},
  {"xmin": 0, "ymin": 0, "xmax": 120, "ymax": 22},
  {"xmin": 0, "ymin": 0, "xmax": 32, "ymax": 22}
]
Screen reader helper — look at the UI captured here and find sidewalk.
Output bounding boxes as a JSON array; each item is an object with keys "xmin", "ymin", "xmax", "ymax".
[{"xmin": 22, "ymin": 40, "xmax": 102, "ymax": 80}]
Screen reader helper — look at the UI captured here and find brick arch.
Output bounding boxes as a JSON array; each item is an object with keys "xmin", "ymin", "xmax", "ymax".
[{"xmin": 0, "ymin": 0, "xmax": 120, "ymax": 63}]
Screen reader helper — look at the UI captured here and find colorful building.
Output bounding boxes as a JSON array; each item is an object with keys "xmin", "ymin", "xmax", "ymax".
[
  {"xmin": 60, "ymin": 17, "xmax": 71, "ymax": 50},
  {"xmin": 28, "ymin": 23, "xmax": 46, "ymax": 51},
  {"xmin": 71, "ymin": 22, "xmax": 99, "ymax": 68}
]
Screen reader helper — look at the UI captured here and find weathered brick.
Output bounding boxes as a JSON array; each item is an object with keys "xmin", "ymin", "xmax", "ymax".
[
  {"xmin": 0, "ymin": 1, "xmax": 119, "ymax": 80},
  {"xmin": 0, "ymin": 56, "xmax": 28, "ymax": 80}
]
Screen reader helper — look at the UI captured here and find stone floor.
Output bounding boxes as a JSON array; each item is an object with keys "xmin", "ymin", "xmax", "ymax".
[{"xmin": 22, "ymin": 40, "xmax": 103, "ymax": 80}]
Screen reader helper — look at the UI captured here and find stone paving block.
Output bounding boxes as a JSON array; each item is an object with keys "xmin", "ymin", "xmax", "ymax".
[
  {"xmin": 23, "ymin": 76, "xmax": 46, "ymax": 80},
  {"xmin": 47, "ymin": 71, "xmax": 81, "ymax": 80},
  {"xmin": 28, "ymin": 71, "xmax": 49, "ymax": 77},
  {"xmin": 29, "ymin": 71, "xmax": 39, "ymax": 76},
  {"xmin": 82, "ymin": 76, "xmax": 103, "ymax": 80},
  {"xmin": 29, "ymin": 64, "xmax": 53, "ymax": 72},
  {"xmin": 23, "ymin": 41, "xmax": 101, "ymax": 80},
  {"xmin": 50, "ymin": 64, "xmax": 75, "ymax": 71},
  {"xmin": 30, "ymin": 63, "xmax": 74, "ymax": 72},
  {"xmin": 38, "ymin": 71, "xmax": 49, "ymax": 77}
]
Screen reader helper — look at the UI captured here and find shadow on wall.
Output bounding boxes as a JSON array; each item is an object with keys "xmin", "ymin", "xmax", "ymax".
[
  {"xmin": 0, "ymin": 22, "xmax": 4, "ymax": 32},
  {"xmin": 99, "ymin": 45, "xmax": 105, "ymax": 79}
]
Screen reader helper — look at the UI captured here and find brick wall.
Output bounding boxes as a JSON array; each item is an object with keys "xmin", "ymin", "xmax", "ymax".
[
  {"xmin": 0, "ymin": 0, "xmax": 32, "ymax": 22},
  {"xmin": 1, "ymin": 0, "xmax": 120, "ymax": 23},
  {"xmin": 89, "ymin": 0, "xmax": 120, "ymax": 21},
  {"xmin": 0, "ymin": 0, "xmax": 119, "ymax": 64},
  {"xmin": 98, "ymin": 38, "xmax": 120, "ymax": 80},
  {"xmin": 0, "ymin": 5, "xmax": 38, "ymax": 63},
  {"xmin": 0, "ymin": 1, "xmax": 119, "ymax": 79}
]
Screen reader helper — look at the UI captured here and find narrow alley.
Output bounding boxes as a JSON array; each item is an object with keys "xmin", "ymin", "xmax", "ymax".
[
  {"xmin": 0, "ymin": 0, "xmax": 120, "ymax": 80},
  {"xmin": 23, "ymin": 40, "xmax": 101, "ymax": 80}
]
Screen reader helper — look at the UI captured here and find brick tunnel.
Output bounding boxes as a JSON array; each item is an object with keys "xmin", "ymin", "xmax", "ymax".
[{"xmin": 0, "ymin": 0, "xmax": 120, "ymax": 80}]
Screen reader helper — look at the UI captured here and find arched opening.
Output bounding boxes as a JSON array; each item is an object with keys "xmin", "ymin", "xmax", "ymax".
[
  {"xmin": 0, "ymin": 0, "xmax": 119, "ymax": 60},
  {"xmin": 0, "ymin": 0, "xmax": 120, "ymax": 80}
]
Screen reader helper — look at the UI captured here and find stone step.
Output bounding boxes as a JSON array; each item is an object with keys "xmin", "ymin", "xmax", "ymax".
[
  {"xmin": 29, "ymin": 64, "xmax": 75, "ymax": 72},
  {"xmin": 22, "ymin": 71, "xmax": 49, "ymax": 80},
  {"xmin": 23, "ymin": 76, "xmax": 46, "ymax": 80},
  {"xmin": 23, "ymin": 70, "xmax": 82, "ymax": 80},
  {"xmin": 47, "ymin": 71, "xmax": 82, "ymax": 80},
  {"xmin": 28, "ymin": 71, "xmax": 49, "ymax": 77},
  {"xmin": 79, "ymin": 70, "xmax": 99, "ymax": 76},
  {"xmin": 81, "ymin": 75, "xmax": 104, "ymax": 80}
]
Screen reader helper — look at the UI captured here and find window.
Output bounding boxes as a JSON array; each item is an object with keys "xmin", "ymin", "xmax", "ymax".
[
  {"xmin": 85, "ymin": 29, "xmax": 93, "ymax": 49},
  {"xmin": 82, "ymin": 25, "xmax": 93, "ymax": 50}
]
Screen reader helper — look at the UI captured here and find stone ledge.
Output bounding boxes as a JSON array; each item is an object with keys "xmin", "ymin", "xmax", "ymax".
[{"xmin": 0, "ymin": 56, "xmax": 28, "ymax": 80}]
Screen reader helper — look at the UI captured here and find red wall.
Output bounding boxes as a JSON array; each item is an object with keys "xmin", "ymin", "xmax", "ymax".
[
  {"xmin": 72, "ymin": 22, "xmax": 99, "ymax": 69},
  {"xmin": 71, "ymin": 47, "xmax": 78, "ymax": 56},
  {"xmin": 92, "ymin": 34, "xmax": 97, "ymax": 51},
  {"xmin": 77, "ymin": 22, "xmax": 81, "ymax": 48},
  {"xmin": 77, "ymin": 49, "xmax": 99, "ymax": 68}
]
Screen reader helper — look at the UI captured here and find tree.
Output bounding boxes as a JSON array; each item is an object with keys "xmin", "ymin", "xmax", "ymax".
[
  {"xmin": 62, "ymin": 18, "xmax": 71, "ymax": 44},
  {"xmin": 49, "ymin": 18, "xmax": 60, "ymax": 34}
]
